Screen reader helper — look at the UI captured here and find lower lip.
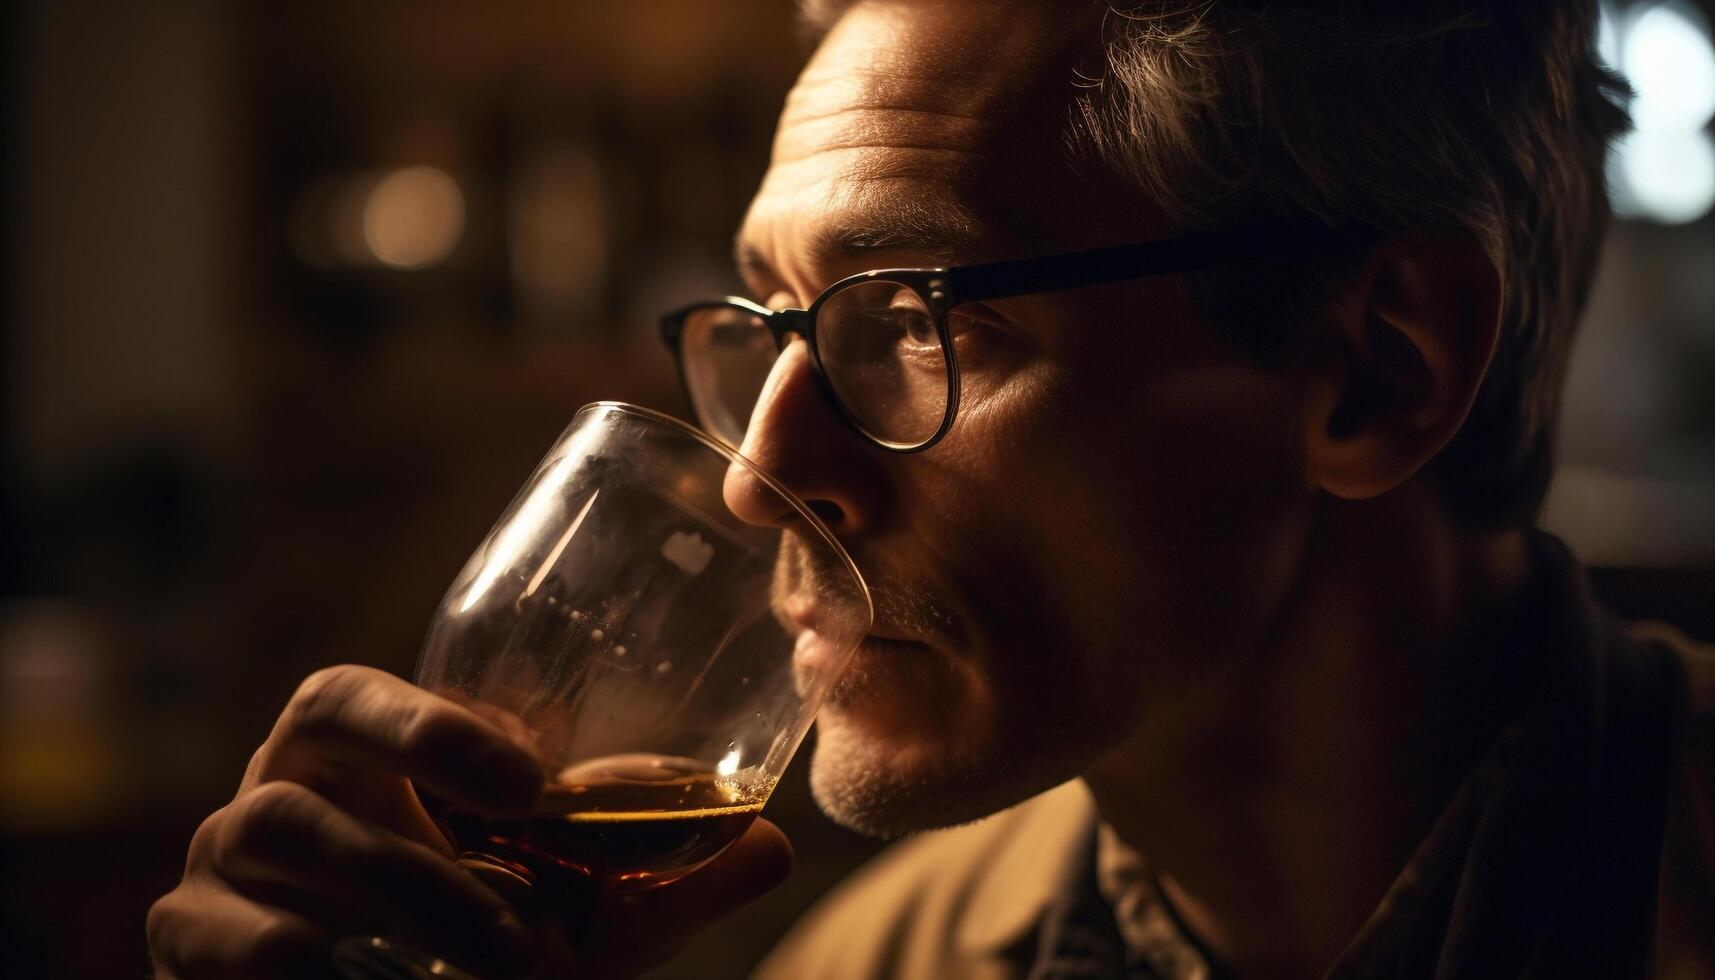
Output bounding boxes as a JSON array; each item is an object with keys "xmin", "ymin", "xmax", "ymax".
[{"xmin": 793, "ymin": 631, "xmax": 923, "ymax": 674}]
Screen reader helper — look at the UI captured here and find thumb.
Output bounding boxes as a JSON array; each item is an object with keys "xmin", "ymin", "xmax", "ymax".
[
  {"xmin": 562, "ymin": 818, "xmax": 794, "ymax": 972},
  {"xmin": 626, "ymin": 818, "xmax": 795, "ymax": 930}
]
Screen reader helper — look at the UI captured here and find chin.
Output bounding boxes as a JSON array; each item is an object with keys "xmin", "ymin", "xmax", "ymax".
[
  {"xmin": 805, "ymin": 699, "xmax": 1091, "ymax": 840},
  {"xmin": 800, "ymin": 628, "xmax": 1147, "ymax": 839}
]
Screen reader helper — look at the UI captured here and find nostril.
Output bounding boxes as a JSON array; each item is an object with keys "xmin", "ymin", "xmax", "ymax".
[{"xmin": 805, "ymin": 499, "xmax": 844, "ymax": 527}]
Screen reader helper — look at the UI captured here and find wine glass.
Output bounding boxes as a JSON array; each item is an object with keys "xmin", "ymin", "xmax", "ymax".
[{"xmin": 333, "ymin": 402, "xmax": 872, "ymax": 979}]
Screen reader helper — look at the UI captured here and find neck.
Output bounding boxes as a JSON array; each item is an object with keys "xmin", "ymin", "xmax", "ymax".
[{"xmin": 1084, "ymin": 484, "xmax": 1537, "ymax": 980}]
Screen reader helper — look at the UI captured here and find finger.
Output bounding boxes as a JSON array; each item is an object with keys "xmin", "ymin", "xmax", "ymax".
[
  {"xmin": 252, "ymin": 665, "xmax": 540, "ymax": 817},
  {"xmin": 205, "ymin": 780, "xmax": 538, "ymax": 977},
  {"xmin": 638, "ymin": 817, "xmax": 794, "ymax": 918},
  {"xmin": 549, "ymin": 818, "xmax": 794, "ymax": 975},
  {"xmin": 148, "ymin": 881, "xmax": 338, "ymax": 980}
]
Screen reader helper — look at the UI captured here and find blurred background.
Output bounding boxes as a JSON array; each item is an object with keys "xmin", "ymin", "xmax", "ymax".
[{"xmin": 3, "ymin": 1, "xmax": 1713, "ymax": 975}]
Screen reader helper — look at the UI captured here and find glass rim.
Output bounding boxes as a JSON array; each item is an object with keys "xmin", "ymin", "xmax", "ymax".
[{"xmin": 576, "ymin": 400, "xmax": 875, "ymax": 631}]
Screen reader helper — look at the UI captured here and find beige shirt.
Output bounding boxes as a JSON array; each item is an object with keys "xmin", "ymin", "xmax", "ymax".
[{"xmin": 755, "ymin": 779, "xmax": 1100, "ymax": 980}]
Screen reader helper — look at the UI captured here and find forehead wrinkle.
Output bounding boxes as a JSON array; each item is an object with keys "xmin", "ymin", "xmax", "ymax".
[
  {"xmin": 775, "ymin": 31, "xmax": 1045, "ymax": 167},
  {"xmin": 770, "ymin": 146, "xmax": 982, "ymax": 194},
  {"xmin": 773, "ymin": 92, "xmax": 994, "ymax": 169},
  {"xmin": 744, "ymin": 2, "xmax": 1102, "ymax": 292},
  {"xmin": 797, "ymin": 1, "xmax": 1093, "ymax": 120},
  {"xmin": 782, "ymin": 67, "xmax": 996, "ymax": 129},
  {"xmin": 773, "ymin": 109, "xmax": 991, "ymax": 166}
]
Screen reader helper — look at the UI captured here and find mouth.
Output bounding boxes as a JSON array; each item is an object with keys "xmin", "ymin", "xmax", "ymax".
[
  {"xmin": 775, "ymin": 565, "xmax": 957, "ymax": 712},
  {"xmin": 785, "ymin": 597, "xmax": 918, "ymax": 649},
  {"xmin": 792, "ymin": 626, "xmax": 932, "ymax": 705},
  {"xmin": 785, "ymin": 598, "xmax": 901, "ymax": 634}
]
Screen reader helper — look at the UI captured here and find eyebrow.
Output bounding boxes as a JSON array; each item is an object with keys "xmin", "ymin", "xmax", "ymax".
[{"xmin": 735, "ymin": 200, "xmax": 1000, "ymax": 291}]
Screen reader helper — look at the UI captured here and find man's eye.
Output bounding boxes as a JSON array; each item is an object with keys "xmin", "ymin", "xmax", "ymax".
[
  {"xmin": 900, "ymin": 310, "xmax": 938, "ymax": 346},
  {"xmin": 864, "ymin": 306, "xmax": 937, "ymax": 346}
]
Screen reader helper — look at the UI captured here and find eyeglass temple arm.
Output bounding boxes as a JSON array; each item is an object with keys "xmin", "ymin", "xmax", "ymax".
[{"xmin": 945, "ymin": 222, "xmax": 1375, "ymax": 305}]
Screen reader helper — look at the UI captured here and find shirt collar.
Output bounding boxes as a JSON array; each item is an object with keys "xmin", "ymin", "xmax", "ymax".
[
  {"xmin": 1032, "ymin": 530, "xmax": 1632, "ymax": 978},
  {"xmin": 955, "ymin": 779, "xmax": 1101, "ymax": 957}
]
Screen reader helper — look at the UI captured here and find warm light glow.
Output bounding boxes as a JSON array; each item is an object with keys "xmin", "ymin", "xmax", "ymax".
[
  {"xmin": 362, "ymin": 166, "xmax": 466, "ymax": 270},
  {"xmin": 1623, "ymin": 3, "xmax": 1715, "ymax": 131},
  {"xmin": 717, "ymin": 747, "xmax": 741, "ymax": 777},
  {"xmin": 1615, "ymin": 128, "xmax": 1715, "ymax": 224}
]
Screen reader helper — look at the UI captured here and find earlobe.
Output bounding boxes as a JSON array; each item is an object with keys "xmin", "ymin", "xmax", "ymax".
[{"xmin": 1305, "ymin": 239, "xmax": 1502, "ymax": 501}]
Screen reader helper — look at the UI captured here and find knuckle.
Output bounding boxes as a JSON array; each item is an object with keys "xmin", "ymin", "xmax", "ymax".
[
  {"xmin": 287, "ymin": 664, "xmax": 372, "ymax": 735},
  {"xmin": 146, "ymin": 878, "xmax": 327, "ymax": 980},
  {"xmin": 185, "ymin": 805, "xmax": 230, "ymax": 870},
  {"xmin": 241, "ymin": 739, "xmax": 271, "ymax": 785},
  {"xmin": 395, "ymin": 700, "xmax": 470, "ymax": 761},
  {"xmin": 238, "ymin": 780, "xmax": 316, "ymax": 836},
  {"xmin": 146, "ymin": 886, "xmax": 241, "ymax": 978},
  {"xmin": 145, "ymin": 890, "xmax": 187, "ymax": 961},
  {"xmin": 215, "ymin": 781, "xmax": 318, "ymax": 872}
]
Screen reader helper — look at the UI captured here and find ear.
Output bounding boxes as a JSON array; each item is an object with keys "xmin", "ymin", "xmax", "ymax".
[{"xmin": 1302, "ymin": 238, "xmax": 1502, "ymax": 501}]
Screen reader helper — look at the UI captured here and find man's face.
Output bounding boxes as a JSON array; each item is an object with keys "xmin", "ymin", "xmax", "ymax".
[{"xmin": 736, "ymin": 0, "xmax": 1316, "ymax": 835}]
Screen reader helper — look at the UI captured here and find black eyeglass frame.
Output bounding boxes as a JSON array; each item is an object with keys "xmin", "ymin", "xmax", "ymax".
[{"xmin": 659, "ymin": 220, "xmax": 1372, "ymax": 453}]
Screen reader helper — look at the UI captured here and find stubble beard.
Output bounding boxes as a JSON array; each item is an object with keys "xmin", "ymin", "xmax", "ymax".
[
  {"xmin": 805, "ymin": 694, "xmax": 1131, "ymax": 838},
  {"xmin": 803, "ymin": 629, "xmax": 1147, "ymax": 839},
  {"xmin": 776, "ymin": 535, "xmax": 1147, "ymax": 838}
]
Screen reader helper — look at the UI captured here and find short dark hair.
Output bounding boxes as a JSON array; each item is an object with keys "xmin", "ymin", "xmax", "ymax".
[{"xmin": 804, "ymin": 1, "xmax": 1631, "ymax": 528}]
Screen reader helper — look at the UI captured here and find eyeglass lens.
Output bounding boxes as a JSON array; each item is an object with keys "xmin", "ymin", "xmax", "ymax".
[
  {"xmin": 680, "ymin": 282, "xmax": 949, "ymax": 449},
  {"xmin": 815, "ymin": 281, "xmax": 947, "ymax": 447},
  {"xmin": 680, "ymin": 305, "xmax": 780, "ymax": 446}
]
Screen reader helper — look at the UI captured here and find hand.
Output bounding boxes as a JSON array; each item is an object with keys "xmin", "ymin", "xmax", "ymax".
[{"xmin": 146, "ymin": 665, "xmax": 794, "ymax": 978}]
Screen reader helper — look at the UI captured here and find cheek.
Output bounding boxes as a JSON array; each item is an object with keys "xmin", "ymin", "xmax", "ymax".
[
  {"xmin": 1061, "ymin": 357, "xmax": 1309, "ymax": 664},
  {"xmin": 949, "ymin": 335, "xmax": 1309, "ymax": 694},
  {"xmin": 903, "ymin": 365, "xmax": 1147, "ymax": 705}
]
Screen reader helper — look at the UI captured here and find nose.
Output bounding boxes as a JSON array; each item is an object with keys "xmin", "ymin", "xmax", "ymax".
[{"xmin": 722, "ymin": 338, "xmax": 887, "ymax": 536}]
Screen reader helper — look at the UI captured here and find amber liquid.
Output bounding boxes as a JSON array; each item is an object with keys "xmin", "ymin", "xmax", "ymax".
[{"xmin": 431, "ymin": 755, "xmax": 763, "ymax": 891}]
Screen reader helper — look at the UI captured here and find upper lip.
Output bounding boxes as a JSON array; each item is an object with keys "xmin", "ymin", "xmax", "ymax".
[{"xmin": 783, "ymin": 598, "xmax": 917, "ymax": 644}]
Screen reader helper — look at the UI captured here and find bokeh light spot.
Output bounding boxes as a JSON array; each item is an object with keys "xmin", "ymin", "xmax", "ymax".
[
  {"xmin": 1614, "ymin": 128, "xmax": 1715, "ymax": 224},
  {"xmin": 1622, "ymin": 2, "xmax": 1715, "ymax": 131},
  {"xmin": 361, "ymin": 166, "xmax": 466, "ymax": 270}
]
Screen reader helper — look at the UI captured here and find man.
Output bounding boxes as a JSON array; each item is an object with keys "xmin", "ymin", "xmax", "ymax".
[{"xmin": 149, "ymin": 1, "xmax": 1714, "ymax": 977}]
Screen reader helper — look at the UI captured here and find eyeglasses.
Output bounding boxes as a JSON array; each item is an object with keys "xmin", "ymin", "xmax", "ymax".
[{"xmin": 659, "ymin": 221, "xmax": 1369, "ymax": 453}]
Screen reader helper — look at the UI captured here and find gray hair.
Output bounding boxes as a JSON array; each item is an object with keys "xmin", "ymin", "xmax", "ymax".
[{"xmin": 803, "ymin": 1, "xmax": 1631, "ymax": 527}]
